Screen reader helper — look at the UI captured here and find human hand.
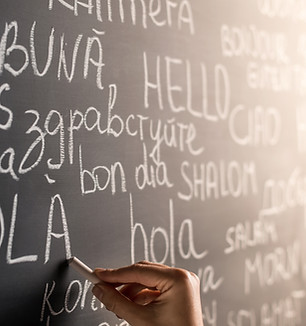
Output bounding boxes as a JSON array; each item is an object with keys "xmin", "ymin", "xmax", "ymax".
[{"xmin": 92, "ymin": 261, "xmax": 204, "ymax": 326}]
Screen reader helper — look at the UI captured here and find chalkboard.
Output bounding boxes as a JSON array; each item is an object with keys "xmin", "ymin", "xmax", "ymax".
[{"xmin": 1, "ymin": 1, "xmax": 306, "ymax": 325}]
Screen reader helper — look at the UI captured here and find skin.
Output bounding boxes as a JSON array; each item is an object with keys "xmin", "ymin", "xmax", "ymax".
[{"xmin": 92, "ymin": 261, "xmax": 204, "ymax": 326}]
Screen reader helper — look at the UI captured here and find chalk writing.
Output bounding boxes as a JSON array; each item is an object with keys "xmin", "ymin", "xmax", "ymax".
[
  {"xmin": 48, "ymin": 0, "xmax": 195, "ymax": 34},
  {"xmin": 130, "ymin": 194, "xmax": 207, "ymax": 265},
  {"xmin": 144, "ymin": 52, "xmax": 230, "ymax": 122},
  {"xmin": 257, "ymin": 0, "xmax": 306, "ymax": 22},
  {"xmin": 224, "ymin": 218, "xmax": 278, "ymax": 255},
  {"xmin": 247, "ymin": 62, "xmax": 306, "ymax": 94},
  {"xmin": 178, "ymin": 160, "xmax": 258, "ymax": 201},
  {"xmin": 1, "ymin": 1, "xmax": 306, "ymax": 325},
  {"xmin": 260, "ymin": 168, "xmax": 306, "ymax": 217},
  {"xmin": 0, "ymin": 20, "xmax": 106, "ymax": 89},
  {"xmin": 221, "ymin": 24, "xmax": 289, "ymax": 64},
  {"xmin": 244, "ymin": 241, "xmax": 300, "ymax": 294},
  {"xmin": 228, "ymin": 290, "xmax": 305, "ymax": 326},
  {"xmin": 40, "ymin": 279, "xmax": 103, "ymax": 323},
  {"xmin": 0, "ymin": 193, "xmax": 71, "ymax": 265},
  {"xmin": 229, "ymin": 105, "xmax": 281, "ymax": 147}
]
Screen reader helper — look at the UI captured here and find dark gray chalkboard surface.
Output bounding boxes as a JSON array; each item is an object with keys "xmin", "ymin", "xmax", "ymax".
[{"xmin": 1, "ymin": 1, "xmax": 306, "ymax": 325}]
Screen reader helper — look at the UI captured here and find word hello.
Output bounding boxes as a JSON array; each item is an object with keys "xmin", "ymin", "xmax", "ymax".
[{"xmin": 144, "ymin": 51, "xmax": 231, "ymax": 121}]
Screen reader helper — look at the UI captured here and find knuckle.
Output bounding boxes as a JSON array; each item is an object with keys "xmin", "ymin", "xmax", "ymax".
[
  {"xmin": 171, "ymin": 268, "xmax": 199, "ymax": 288},
  {"xmin": 190, "ymin": 271, "xmax": 200, "ymax": 284},
  {"xmin": 172, "ymin": 268, "xmax": 191, "ymax": 283},
  {"xmin": 137, "ymin": 260, "xmax": 149, "ymax": 264}
]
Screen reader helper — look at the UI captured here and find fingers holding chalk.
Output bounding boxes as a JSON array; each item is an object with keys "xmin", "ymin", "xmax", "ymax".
[{"xmin": 68, "ymin": 256, "xmax": 100, "ymax": 284}]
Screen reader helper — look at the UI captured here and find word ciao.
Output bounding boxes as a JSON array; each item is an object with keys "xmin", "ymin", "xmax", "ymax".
[
  {"xmin": 221, "ymin": 24, "xmax": 289, "ymax": 64},
  {"xmin": 178, "ymin": 160, "xmax": 258, "ymax": 202},
  {"xmin": 48, "ymin": 0, "xmax": 195, "ymax": 34},
  {"xmin": 0, "ymin": 193, "xmax": 71, "ymax": 264},
  {"xmin": 229, "ymin": 105, "xmax": 281, "ymax": 147},
  {"xmin": 228, "ymin": 290, "xmax": 305, "ymax": 326},
  {"xmin": 257, "ymin": 0, "xmax": 306, "ymax": 22},
  {"xmin": 0, "ymin": 20, "xmax": 104, "ymax": 89}
]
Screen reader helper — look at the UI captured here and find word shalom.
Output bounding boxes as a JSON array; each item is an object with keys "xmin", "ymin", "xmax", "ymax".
[
  {"xmin": 48, "ymin": 0, "xmax": 195, "ymax": 34},
  {"xmin": 0, "ymin": 193, "xmax": 71, "ymax": 265},
  {"xmin": 0, "ymin": 20, "xmax": 105, "ymax": 89},
  {"xmin": 178, "ymin": 160, "xmax": 258, "ymax": 202}
]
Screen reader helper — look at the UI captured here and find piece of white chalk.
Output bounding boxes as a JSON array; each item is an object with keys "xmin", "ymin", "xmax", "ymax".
[{"xmin": 68, "ymin": 256, "xmax": 100, "ymax": 284}]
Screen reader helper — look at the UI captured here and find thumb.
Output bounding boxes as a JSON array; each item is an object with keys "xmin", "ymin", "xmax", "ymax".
[{"xmin": 92, "ymin": 283, "xmax": 147, "ymax": 324}]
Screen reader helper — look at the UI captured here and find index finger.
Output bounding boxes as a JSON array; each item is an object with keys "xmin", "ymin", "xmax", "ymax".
[{"xmin": 94, "ymin": 262, "xmax": 174, "ymax": 292}]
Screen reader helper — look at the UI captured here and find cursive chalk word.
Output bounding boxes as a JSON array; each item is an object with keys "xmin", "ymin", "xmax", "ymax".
[
  {"xmin": 130, "ymin": 193, "xmax": 207, "ymax": 266},
  {"xmin": 48, "ymin": 0, "xmax": 195, "ymax": 34}
]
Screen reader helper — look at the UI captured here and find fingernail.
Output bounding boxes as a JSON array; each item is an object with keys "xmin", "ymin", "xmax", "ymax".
[
  {"xmin": 94, "ymin": 268, "xmax": 106, "ymax": 276},
  {"xmin": 92, "ymin": 285, "xmax": 103, "ymax": 301}
]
